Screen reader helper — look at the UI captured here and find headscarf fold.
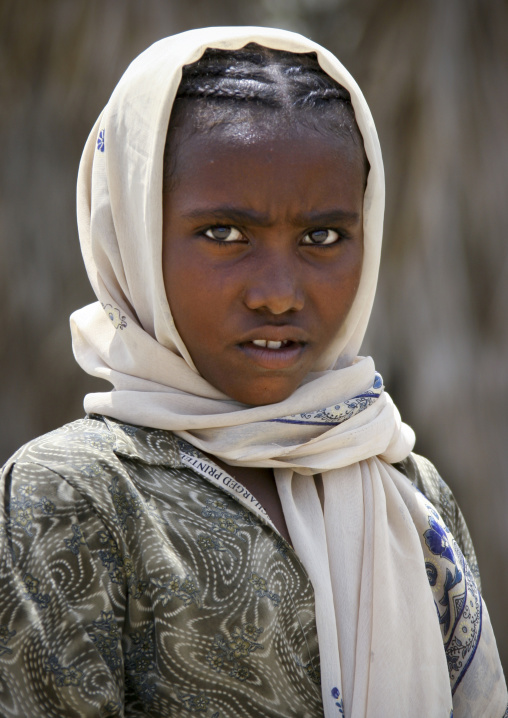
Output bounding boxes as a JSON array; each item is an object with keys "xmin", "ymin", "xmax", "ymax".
[{"xmin": 70, "ymin": 26, "xmax": 506, "ymax": 718}]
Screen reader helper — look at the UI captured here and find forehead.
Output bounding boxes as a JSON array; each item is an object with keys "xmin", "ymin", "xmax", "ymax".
[
  {"xmin": 167, "ymin": 116, "xmax": 366, "ymax": 198},
  {"xmin": 165, "ymin": 91, "xmax": 368, "ymax": 187},
  {"xmin": 163, "ymin": 122, "xmax": 366, "ymax": 230}
]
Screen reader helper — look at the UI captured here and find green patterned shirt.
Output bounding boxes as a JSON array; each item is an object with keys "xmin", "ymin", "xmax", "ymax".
[{"xmin": 0, "ymin": 416, "xmax": 479, "ymax": 717}]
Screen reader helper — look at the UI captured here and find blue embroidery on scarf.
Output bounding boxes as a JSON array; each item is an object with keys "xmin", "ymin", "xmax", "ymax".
[
  {"xmin": 101, "ymin": 302, "xmax": 127, "ymax": 330},
  {"xmin": 267, "ymin": 373, "xmax": 383, "ymax": 427},
  {"xmin": 331, "ymin": 687, "xmax": 345, "ymax": 715},
  {"xmin": 421, "ymin": 502, "xmax": 482, "ymax": 695},
  {"xmin": 97, "ymin": 128, "xmax": 105, "ymax": 152},
  {"xmin": 424, "ymin": 516, "xmax": 456, "ymax": 565}
]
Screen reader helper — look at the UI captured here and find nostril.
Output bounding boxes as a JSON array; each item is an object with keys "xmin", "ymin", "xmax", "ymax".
[{"xmin": 243, "ymin": 276, "xmax": 304, "ymax": 314}]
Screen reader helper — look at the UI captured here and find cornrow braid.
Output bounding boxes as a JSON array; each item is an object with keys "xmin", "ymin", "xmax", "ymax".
[
  {"xmin": 178, "ymin": 79, "xmax": 275, "ymax": 103},
  {"xmin": 295, "ymin": 86, "xmax": 350, "ymax": 107},
  {"xmin": 164, "ymin": 43, "xmax": 368, "ymax": 190}
]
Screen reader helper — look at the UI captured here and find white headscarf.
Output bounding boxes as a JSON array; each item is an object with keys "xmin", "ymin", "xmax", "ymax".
[{"xmin": 71, "ymin": 26, "xmax": 506, "ymax": 718}]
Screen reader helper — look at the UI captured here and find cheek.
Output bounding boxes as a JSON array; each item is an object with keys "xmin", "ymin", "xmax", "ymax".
[
  {"xmin": 165, "ymin": 272, "xmax": 203, "ymax": 342},
  {"xmin": 317, "ymin": 245, "xmax": 364, "ymax": 330},
  {"xmin": 163, "ymin": 247, "xmax": 228, "ymax": 353},
  {"xmin": 162, "ymin": 241, "xmax": 197, "ymax": 339}
]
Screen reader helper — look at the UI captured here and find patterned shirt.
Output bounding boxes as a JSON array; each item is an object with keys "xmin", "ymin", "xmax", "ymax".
[{"xmin": 0, "ymin": 415, "xmax": 481, "ymax": 717}]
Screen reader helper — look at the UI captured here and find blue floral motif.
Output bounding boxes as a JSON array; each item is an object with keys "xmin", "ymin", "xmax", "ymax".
[
  {"xmin": 207, "ymin": 623, "xmax": 264, "ymax": 682},
  {"xmin": 101, "ymin": 303, "xmax": 127, "ymax": 329},
  {"xmin": 444, "ymin": 562, "xmax": 481, "ymax": 691},
  {"xmin": 19, "ymin": 483, "xmax": 36, "ymax": 498},
  {"xmin": 178, "ymin": 690, "xmax": 217, "ymax": 713},
  {"xmin": 150, "ymin": 574, "xmax": 201, "ymax": 607},
  {"xmin": 97, "ymin": 129, "xmax": 105, "ymax": 152},
  {"xmin": 273, "ymin": 534, "xmax": 290, "ymax": 560},
  {"xmin": 420, "ymin": 500, "xmax": 482, "ymax": 694},
  {"xmin": 201, "ymin": 497, "xmax": 247, "ymax": 546},
  {"xmin": 214, "ymin": 516, "xmax": 245, "ymax": 540},
  {"xmin": 425, "ymin": 561, "xmax": 438, "ymax": 586},
  {"xmin": 424, "ymin": 516, "xmax": 455, "ymax": 563},
  {"xmin": 248, "ymin": 572, "xmax": 280, "ymax": 606},
  {"xmin": 97, "ymin": 530, "xmax": 124, "ymax": 583},
  {"xmin": 230, "ymin": 506, "xmax": 262, "ymax": 528},
  {"xmin": 124, "ymin": 624, "xmax": 156, "ymax": 703},
  {"xmin": 202, "ymin": 497, "xmax": 230, "ymax": 518},
  {"xmin": 97, "ymin": 530, "xmax": 147, "ymax": 598},
  {"xmin": 65, "ymin": 524, "xmax": 87, "ymax": 555},
  {"xmin": 331, "ymin": 687, "xmax": 345, "ymax": 715},
  {"xmin": 196, "ymin": 496, "xmax": 265, "ymax": 561},
  {"xmin": 82, "ymin": 431, "xmax": 116, "ymax": 452},
  {"xmin": 78, "ymin": 460, "xmax": 104, "ymax": 478},
  {"xmin": 197, "ymin": 532, "xmax": 236, "ymax": 560},
  {"xmin": 108, "ymin": 477, "xmax": 144, "ymax": 529},
  {"xmin": 8, "ymin": 484, "xmax": 36, "ymax": 536},
  {"xmin": 8, "ymin": 494, "xmax": 34, "ymax": 536},
  {"xmin": 90, "ymin": 610, "xmax": 121, "ymax": 671},
  {"xmin": 0, "ymin": 626, "xmax": 16, "ymax": 657},
  {"xmin": 44, "ymin": 655, "xmax": 83, "ymax": 686},
  {"xmin": 33, "ymin": 495, "xmax": 55, "ymax": 515},
  {"xmin": 23, "ymin": 573, "xmax": 50, "ymax": 609},
  {"xmin": 269, "ymin": 395, "xmax": 376, "ymax": 426},
  {"xmin": 8, "ymin": 486, "xmax": 57, "ymax": 537},
  {"xmin": 268, "ymin": 373, "xmax": 383, "ymax": 426},
  {"xmin": 438, "ymin": 564, "xmax": 463, "ymax": 635}
]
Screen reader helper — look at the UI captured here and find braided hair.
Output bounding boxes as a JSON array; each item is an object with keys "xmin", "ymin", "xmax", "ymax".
[{"xmin": 163, "ymin": 43, "xmax": 368, "ymax": 190}]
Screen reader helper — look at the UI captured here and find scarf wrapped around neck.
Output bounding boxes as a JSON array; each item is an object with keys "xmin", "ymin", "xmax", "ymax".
[{"xmin": 70, "ymin": 26, "xmax": 507, "ymax": 718}]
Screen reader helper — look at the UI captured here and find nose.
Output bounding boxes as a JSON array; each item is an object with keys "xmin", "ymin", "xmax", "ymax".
[{"xmin": 242, "ymin": 245, "xmax": 305, "ymax": 315}]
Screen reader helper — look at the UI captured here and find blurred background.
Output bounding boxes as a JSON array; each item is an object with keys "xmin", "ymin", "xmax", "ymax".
[{"xmin": 1, "ymin": 0, "xmax": 507, "ymax": 672}]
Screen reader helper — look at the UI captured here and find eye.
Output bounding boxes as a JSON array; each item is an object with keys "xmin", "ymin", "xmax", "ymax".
[
  {"xmin": 302, "ymin": 229, "xmax": 341, "ymax": 246},
  {"xmin": 204, "ymin": 226, "xmax": 243, "ymax": 242}
]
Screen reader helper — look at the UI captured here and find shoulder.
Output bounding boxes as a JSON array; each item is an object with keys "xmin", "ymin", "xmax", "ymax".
[
  {"xmin": 1, "ymin": 416, "xmax": 185, "ymax": 518},
  {"xmin": 1, "ymin": 416, "xmax": 114, "ymax": 501},
  {"xmin": 3, "ymin": 415, "xmax": 118, "ymax": 474},
  {"xmin": 2, "ymin": 414, "xmax": 182, "ymax": 475},
  {"xmin": 394, "ymin": 452, "xmax": 481, "ymax": 590}
]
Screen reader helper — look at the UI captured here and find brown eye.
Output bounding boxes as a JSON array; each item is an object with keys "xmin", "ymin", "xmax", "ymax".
[
  {"xmin": 204, "ymin": 226, "xmax": 242, "ymax": 242},
  {"xmin": 302, "ymin": 229, "xmax": 340, "ymax": 245}
]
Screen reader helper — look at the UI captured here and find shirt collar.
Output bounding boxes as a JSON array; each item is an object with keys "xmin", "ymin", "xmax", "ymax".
[{"xmin": 100, "ymin": 415, "xmax": 183, "ymax": 467}]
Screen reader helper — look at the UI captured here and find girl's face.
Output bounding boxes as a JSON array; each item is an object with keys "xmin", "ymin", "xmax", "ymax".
[{"xmin": 163, "ymin": 120, "xmax": 365, "ymax": 406}]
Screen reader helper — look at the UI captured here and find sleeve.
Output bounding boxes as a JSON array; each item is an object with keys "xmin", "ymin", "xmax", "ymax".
[
  {"xmin": 0, "ymin": 459, "xmax": 125, "ymax": 718},
  {"xmin": 393, "ymin": 452, "xmax": 481, "ymax": 590}
]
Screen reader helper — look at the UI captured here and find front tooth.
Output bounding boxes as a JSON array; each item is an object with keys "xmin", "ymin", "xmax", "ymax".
[
  {"xmin": 252, "ymin": 339, "xmax": 268, "ymax": 347},
  {"xmin": 267, "ymin": 340, "xmax": 282, "ymax": 349}
]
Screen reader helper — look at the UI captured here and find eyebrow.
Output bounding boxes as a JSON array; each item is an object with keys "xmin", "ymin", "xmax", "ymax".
[{"xmin": 180, "ymin": 206, "xmax": 361, "ymax": 227}]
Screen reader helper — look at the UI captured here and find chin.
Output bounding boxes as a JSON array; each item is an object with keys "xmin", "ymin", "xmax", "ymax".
[{"xmin": 233, "ymin": 385, "xmax": 297, "ymax": 407}]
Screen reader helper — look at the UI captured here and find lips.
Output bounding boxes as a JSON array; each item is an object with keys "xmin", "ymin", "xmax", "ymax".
[{"xmin": 239, "ymin": 339, "xmax": 306, "ymax": 370}]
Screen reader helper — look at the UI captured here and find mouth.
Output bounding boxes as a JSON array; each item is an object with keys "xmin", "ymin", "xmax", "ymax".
[
  {"xmin": 251, "ymin": 339, "xmax": 293, "ymax": 349},
  {"xmin": 238, "ymin": 338, "xmax": 307, "ymax": 369}
]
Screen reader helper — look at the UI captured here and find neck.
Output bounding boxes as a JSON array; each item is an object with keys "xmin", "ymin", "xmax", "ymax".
[{"xmin": 203, "ymin": 453, "xmax": 292, "ymax": 544}]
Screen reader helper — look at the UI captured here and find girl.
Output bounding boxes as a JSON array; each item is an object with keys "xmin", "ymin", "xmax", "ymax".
[{"xmin": 0, "ymin": 26, "xmax": 506, "ymax": 718}]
